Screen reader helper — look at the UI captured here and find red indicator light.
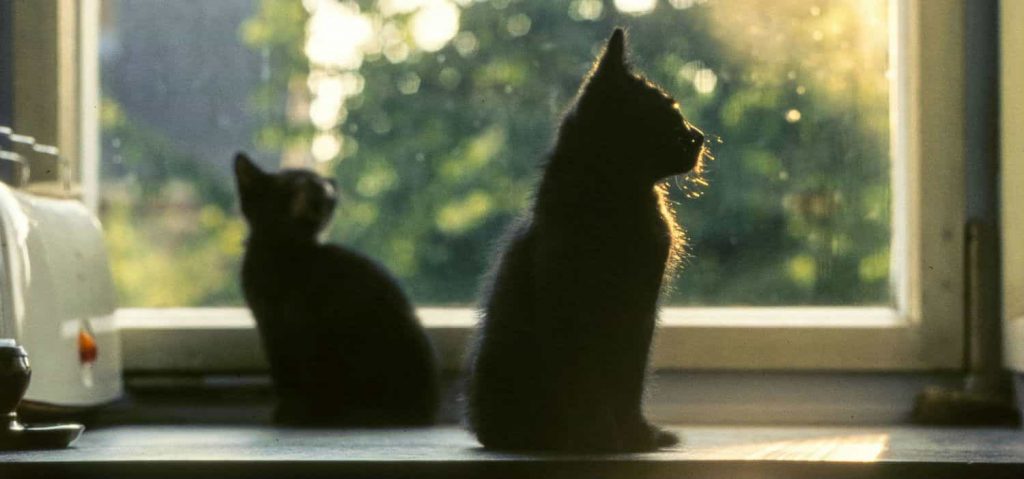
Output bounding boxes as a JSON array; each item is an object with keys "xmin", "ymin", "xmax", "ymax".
[{"xmin": 78, "ymin": 329, "xmax": 98, "ymax": 364}]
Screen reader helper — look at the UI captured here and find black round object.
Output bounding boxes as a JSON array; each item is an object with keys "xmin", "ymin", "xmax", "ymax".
[
  {"xmin": 0, "ymin": 343, "xmax": 30, "ymax": 415},
  {"xmin": 0, "ymin": 341, "xmax": 84, "ymax": 450}
]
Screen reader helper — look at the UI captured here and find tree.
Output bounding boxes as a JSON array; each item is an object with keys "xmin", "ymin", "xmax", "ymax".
[{"xmin": 103, "ymin": 0, "xmax": 891, "ymax": 307}]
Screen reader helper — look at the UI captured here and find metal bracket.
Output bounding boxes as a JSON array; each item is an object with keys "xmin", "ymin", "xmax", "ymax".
[{"xmin": 911, "ymin": 221, "xmax": 1021, "ymax": 426}]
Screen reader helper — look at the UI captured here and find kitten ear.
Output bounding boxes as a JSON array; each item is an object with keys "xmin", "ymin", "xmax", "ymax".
[
  {"xmin": 595, "ymin": 28, "xmax": 628, "ymax": 76},
  {"xmin": 234, "ymin": 152, "xmax": 268, "ymax": 191}
]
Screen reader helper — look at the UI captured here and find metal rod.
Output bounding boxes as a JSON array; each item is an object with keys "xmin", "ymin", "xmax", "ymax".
[{"xmin": 964, "ymin": 0, "xmax": 1007, "ymax": 394}]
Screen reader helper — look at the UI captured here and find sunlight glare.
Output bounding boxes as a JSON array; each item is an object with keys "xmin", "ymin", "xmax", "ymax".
[
  {"xmin": 506, "ymin": 14, "xmax": 532, "ymax": 37},
  {"xmin": 694, "ymin": 434, "xmax": 889, "ymax": 462},
  {"xmin": 669, "ymin": 0, "xmax": 695, "ymax": 9},
  {"xmin": 312, "ymin": 132, "xmax": 342, "ymax": 162},
  {"xmin": 304, "ymin": 0, "xmax": 372, "ymax": 70},
  {"xmin": 380, "ymin": 22, "xmax": 411, "ymax": 63},
  {"xmin": 411, "ymin": 0, "xmax": 461, "ymax": 52},
  {"xmin": 453, "ymin": 31, "xmax": 479, "ymax": 57},
  {"xmin": 384, "ymin": 43, "xmax": 410, "ymax": 63},
  {"xmin": 378, "ymin": 0, "xmax": 427, "ymax": 16},
  {"xmin": 569, "ymin": 0, "xmax": 604, "ymax": 21},
  {"xmin": 309, "ymin": 75, "xmax": 345, "ymax": 129},
  {"xmin": 693, "ymin": 68, "xmax": 718, "ymax": 94},
  {"xmin": 398, "ymin": 72, "xmax": 422, "ymax": 95},
  {"xmin": 614, "ymin": 0, "xmax": 656, "ymax": 15}
]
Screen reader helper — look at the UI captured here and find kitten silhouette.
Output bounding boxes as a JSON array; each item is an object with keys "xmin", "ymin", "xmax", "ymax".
[
  {"xmin": 467, "ymin": 28, "xmax": 706, "ymax": 452},
  {"xmin": 234, "ymin": 153, "xmax": 440, "ymax": 427}
]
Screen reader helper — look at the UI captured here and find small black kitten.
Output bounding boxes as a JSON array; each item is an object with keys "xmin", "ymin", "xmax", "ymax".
[
  {"xmin": 468, "ymin": 29, "xmax": 706, "ymax": 452},
  {"xmin": 234, "ymin": 153, "xmax": 439, "ymax": 426}
]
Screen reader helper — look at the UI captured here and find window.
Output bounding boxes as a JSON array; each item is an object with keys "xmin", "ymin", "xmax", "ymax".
[
  {"xmin": 91, "ymin": 0, "xmax": 965, "ymax": 372},
  {"xmin": 102, "ymin": 0, "xmax": 892, "ymax": 307}
]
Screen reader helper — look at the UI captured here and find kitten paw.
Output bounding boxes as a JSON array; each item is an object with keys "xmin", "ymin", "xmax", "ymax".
[
  {"xmin": 654, "ymin": 428, "xmax": 680, "ymax": 448},
  {"xmin": 624, "ymin": 422, "xmax": 680, "ymax": 451}
]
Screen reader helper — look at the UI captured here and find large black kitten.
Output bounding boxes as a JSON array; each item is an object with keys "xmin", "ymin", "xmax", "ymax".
[
  {"xmin": 468, "ymin": 29, "xmax": 706, "ymax": 452},
  {"xmin": 234, "ymin": 153, "xmax": 439, "ymax": 426}
]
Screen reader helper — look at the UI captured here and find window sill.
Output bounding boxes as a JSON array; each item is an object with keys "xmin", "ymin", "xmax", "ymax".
[
  {"xmin": 2, "ymin": 425, "xmax": 1022, "ymax": 478},
  {"xmin": 117, "ymin": 306, "xmax": 949, "ymax": 373},
  {"xmin": 115, "ymin": 307, "xmax": 970, "ymax": 426}
]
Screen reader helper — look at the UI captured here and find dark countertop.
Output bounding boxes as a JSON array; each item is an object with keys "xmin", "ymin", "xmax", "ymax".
[{"xmin": 2, "ymin": 425, "xmax": 1023, "ymax": 478}]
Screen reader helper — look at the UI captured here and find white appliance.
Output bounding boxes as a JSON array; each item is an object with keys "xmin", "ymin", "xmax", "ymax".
[{"xmin": 0, "ymin": 182, "xmax": 122, "ymax": 408}]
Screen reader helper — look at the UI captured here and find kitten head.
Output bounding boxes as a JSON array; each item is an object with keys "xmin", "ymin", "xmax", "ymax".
[
  {"xmin": 571, "ymin": 28, "xmax": 706, "ymax": 182},
  {"xmin": 234, "ymin": 152, "xmax": 338, "ymax": 240}
]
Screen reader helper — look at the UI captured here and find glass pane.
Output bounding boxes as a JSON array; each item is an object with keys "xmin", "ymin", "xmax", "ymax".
[{"xmin": 99, "ymin": 0, "xmax": 890, "ymax": 307}]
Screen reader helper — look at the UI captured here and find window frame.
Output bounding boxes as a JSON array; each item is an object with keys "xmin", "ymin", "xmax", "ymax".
[
  {"xmin": 7, "ymin": 0, "xmax": 100, "ymax": 202},
  {"xmin": 72, "ymin": 0, "xmax": 968, "ymax": 373},
  {"xmin": 1001, "ymin": 0, "xmax": 1024, "ymax": 372}
]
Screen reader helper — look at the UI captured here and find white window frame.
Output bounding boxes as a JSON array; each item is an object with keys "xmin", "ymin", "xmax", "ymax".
[
  {"xmin": 1002, "ymin": 0, "xmax": 1024, "ymax": 372},
  {"xmin": 52, "ymin": 0, "xmax": 967, "ymax": 373}
]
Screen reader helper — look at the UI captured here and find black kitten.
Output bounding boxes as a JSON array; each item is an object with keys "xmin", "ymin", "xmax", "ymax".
[
  {"xmin": 468, "ymin": 29, "xmax": 706, "ymax": 452},
  {"xmin": 234, "ymin": 153, "xmax": 439, "ymax": 426}
]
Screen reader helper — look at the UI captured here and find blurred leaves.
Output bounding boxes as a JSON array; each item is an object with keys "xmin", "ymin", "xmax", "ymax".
[{"xmin": 101, "ymin": 0, "xmax": 891, "ymax": 307}]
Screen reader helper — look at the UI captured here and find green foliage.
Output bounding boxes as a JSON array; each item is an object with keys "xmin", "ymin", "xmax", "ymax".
[
  {"xmin": 101, "ymin": 99, "xmax": 246, "ymax": 306},
  {"xmin": 102, "ymin": 0, "xmax": 891, "ymax": 307}
]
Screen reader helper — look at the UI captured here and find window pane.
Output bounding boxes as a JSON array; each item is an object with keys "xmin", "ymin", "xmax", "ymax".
[{"xmin": 99, "ymin": 0, "xmax": 890, "ymax": 307}]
